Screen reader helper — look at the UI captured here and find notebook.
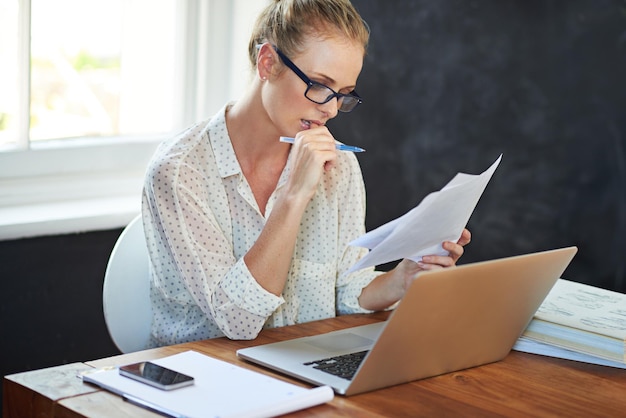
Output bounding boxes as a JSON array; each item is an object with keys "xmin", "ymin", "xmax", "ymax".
[{"xmin": 237, "ymin": 246, "xmax": 578, "ymax": 396}]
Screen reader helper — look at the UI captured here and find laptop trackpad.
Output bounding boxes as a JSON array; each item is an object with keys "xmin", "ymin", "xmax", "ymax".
[{"xmin": 306, "ymin": 333, "xmax": 374, "ymax": 353}]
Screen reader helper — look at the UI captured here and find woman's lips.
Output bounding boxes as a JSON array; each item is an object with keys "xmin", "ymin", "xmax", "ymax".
[{"xmin": 300, "ymin": 119, "xmax": 324, "ymax": 129}]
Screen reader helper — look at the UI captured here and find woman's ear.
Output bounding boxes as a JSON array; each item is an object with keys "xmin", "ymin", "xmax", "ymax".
[{"xmin": 256, "ymin": 43, "xmax": 276, "ymax": 81}]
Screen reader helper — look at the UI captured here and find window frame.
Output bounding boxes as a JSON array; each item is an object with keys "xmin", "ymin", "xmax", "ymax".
[{"xmin": 0, "ymin": 0, "xmax": 262, "ymax": 240}]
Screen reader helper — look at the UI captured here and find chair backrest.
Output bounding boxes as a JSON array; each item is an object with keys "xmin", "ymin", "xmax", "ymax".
[{"xmin": 103, "ymin": 214, "xmax": 152, "ymax": 353}]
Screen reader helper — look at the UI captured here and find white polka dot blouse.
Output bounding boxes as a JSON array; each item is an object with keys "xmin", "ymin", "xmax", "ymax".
[{"xmin": 141, "ymin": 104, "xmax": 380, "ymax": 346}]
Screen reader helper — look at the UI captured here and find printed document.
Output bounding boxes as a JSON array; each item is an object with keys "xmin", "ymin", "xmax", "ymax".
[{"xmin": 349, "ymin": 155, "xmax": 502, "ymax": 272}]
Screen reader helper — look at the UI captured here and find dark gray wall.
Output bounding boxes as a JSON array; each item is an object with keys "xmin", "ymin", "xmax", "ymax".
[
  {"xmin": 330, "ymin": 0, "xmax": 626, "ymax": 293},
  {"xmin": 0, "ymin": 229, "xmax": 121, "ymax": 407}
]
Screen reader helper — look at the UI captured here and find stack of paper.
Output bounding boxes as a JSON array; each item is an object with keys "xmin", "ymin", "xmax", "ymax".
[
  {"xmin": 513, "ymin": 337, "xmax": 626, "ymax": 369},
  {"xmin": 83, "ymin": 350, "xmax": 333, "ymax": 418},
  {"xmin": 513, "ymin": 279, "xmax": 626, "ymax": 369}
]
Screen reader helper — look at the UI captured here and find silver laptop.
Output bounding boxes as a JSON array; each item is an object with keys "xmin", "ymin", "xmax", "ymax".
[{"xmin": 237, "ymin": 247, "xmax": 577, "ymax": 396}]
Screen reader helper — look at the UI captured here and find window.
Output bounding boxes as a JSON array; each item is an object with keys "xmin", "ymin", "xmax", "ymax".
[
  {"xmin": 1, "ymin": 0, "xmax": 180, "ymax": 150},
  {"xmin": 0, "ymin": 0, "xmax": 265, "ymax": 240}
]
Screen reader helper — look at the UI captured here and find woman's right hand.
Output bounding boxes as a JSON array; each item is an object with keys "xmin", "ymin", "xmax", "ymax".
[{"xmin": 283, "ymin": 126, "xmax": 339, "ymax": 201}]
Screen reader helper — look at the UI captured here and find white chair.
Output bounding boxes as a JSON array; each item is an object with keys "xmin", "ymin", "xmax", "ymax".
[{"xmin": 103, "ymin": 214, "xmax": 152, "ymax": 353}]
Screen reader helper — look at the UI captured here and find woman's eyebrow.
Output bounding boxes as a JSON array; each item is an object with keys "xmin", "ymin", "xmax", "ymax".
[{"xmin": 310, "ymin": 71, "xmax": 356, "ymax": 92}]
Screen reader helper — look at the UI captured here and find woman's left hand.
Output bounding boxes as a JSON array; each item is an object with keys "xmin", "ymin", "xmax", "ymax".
[
  {"xmin": 418, "ymin": 227, "xmax": 471, "ymax": 270},
  {"xmin": 358, "ymin": 228, "xmax": 472, "ymax": 311},
  {"xmin": 393, "ymin": 228, "xmax": 471, "ymax": 294}
]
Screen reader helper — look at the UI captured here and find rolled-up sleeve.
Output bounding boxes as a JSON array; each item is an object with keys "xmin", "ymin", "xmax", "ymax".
[{"xmin": 143, "ymin": 118, "xmax": 284, "ymax": 341}]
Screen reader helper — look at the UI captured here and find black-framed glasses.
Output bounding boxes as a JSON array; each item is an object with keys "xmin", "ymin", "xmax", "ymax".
[{"xmin": 273, "ymin": 45, "xmax": 363, "ymax": 113}]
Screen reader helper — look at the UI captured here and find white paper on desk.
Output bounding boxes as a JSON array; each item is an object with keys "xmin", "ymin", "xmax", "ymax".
[
  {"xmin": 82, "ymin": 350, "xmax": 334, "ymax": 418},
  {"xmin": 348, "ymin": 155, "xmax": 502, "ymax": 272},
  {"xmin": 513, "ymin": 336, "xmax": 626, "ymax": 369}
]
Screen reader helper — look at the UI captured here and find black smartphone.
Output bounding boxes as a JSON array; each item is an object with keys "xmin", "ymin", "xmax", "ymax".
[{"xmin": 118, "ymin": 361, "xmax": 194, "ymax": 390}]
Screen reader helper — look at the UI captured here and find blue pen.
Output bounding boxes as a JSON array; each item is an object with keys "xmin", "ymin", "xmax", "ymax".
[{"xmin": 279, "ymin": 136, "xmax": 365, "ymax": 153}]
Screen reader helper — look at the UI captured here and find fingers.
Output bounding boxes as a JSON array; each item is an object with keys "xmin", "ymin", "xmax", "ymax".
[
  {"xmin": 419, "ymin": 230, "xmax": 471, "ymax": 270},
  {"xmin": 293, "ymin": 128, "xmax": 339, "ymax": 172},
  {"xmin": 284, "ymin": 127, "xmax": 338, "ymax": 200},
  {"xmin": 457, "ymin": 230, "xmax": 470, "ymax": 247},
  {"xmin": 299, "ymin": 138, "xmax": 338, "ymax": 171},
  {"xmin": 295, "ymin": 127, "xmax": 337, "ymax": 151},
  {"xmin": 418, "ymin": 254, "xmax": 456, "ymax": 270},
  {"xmin": 445, "ymin": 240, "xmax": 465, "ymax": 261}
]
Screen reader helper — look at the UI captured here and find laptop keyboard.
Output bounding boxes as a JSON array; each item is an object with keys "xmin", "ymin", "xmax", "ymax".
[{"xmin": 303, "ymin": 350, "xmax": 368, "ymax": 380}]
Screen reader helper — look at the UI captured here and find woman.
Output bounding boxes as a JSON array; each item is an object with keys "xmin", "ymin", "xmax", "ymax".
[{"xmin": 142, "ymin": 0, "xmax": 471, "ymax": 346}]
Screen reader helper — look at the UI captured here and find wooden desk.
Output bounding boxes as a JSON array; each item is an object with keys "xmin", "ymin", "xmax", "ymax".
[{"xmin": 4, "ymin": 311, "xmax": 626, "ymax": 417}]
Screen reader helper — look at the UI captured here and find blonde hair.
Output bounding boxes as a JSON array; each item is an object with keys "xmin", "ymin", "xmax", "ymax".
[{"xmin": 248, "ymin": 0, "xmax": 369, "ymax": 68}]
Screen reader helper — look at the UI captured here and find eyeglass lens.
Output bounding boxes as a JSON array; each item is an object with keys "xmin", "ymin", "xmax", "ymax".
[{"xmin": 305, "ymin": 84, "xmax": 360, "ymax": 112}]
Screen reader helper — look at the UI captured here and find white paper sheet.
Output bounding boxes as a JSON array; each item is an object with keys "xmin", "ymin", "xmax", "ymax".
[
  {"xmin": 82, "ymin": 350, "xmax": 334, "ymax": 418},
  {"xmin": 348, "ymin": 155, "xmax": 502, "ymax": 272}
]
